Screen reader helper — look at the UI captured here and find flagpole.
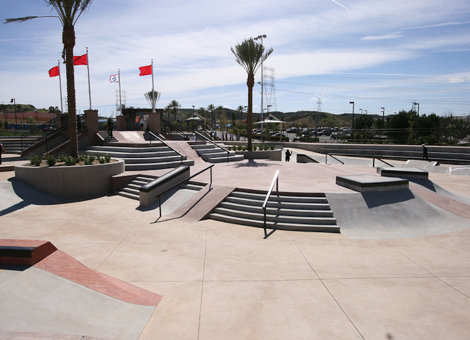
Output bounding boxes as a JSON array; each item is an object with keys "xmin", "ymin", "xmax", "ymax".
[
  {"xmin": 151, "ymin": 59, "xmax": 155, "ymax": 113},
  {"xmin": 86, "ymin": 47, "xmax": 92, "ymax": 109},
  {"xmin": 118, "ymin": 69, "xmax": 122, "ymax": 116},
  {"xmin": 58, "ymin": 60, "xmax": 64, "ymax": 114}
]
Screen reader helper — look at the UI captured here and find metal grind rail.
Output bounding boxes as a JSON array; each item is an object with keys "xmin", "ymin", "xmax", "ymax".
[
  {"xmin": 325, "ymin": 153, "xmax": 345, "ymax": 165},
  {"xmin": 155, "ymin": 164, "xmax": 214, "ymax": 219},
  {"xmin": 149, "ymin": 131, "xmax": 184, "ymax": 164},
  {"xmin": 372, "ymin": 156, "xmax": 394, "ymax": 167},
  {"xmin": 262, "ymin": 170, "xmax": 279, "ymax": 239},
  {"xmin": 194, "ymin": 131, "xmax": 230, "ymax": 163}
]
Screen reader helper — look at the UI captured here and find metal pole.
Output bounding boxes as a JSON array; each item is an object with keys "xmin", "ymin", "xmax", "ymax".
[
  {"xmin": 86, "ymin": 47, "xmax": 92, "ymax": 109},
  {"xmin": 151, "ymin": 59, "xmax": 155, "ymax": 113},
  {"xmin": 58, "ymin": 60, "xmax": 64, "ymax": 114},
  {"xmin": 118, "ymin": 69, "xmax": 122, "ymax": 115}
]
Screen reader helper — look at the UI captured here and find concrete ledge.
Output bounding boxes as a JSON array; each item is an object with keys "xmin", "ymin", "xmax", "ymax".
[
  {"xmin": 235, "ymin": 149, "xmax": 282, "ymax": 161},
  {"xmin": 377, "ymin": 166, "xmax": 429, "ymax": 180},
  {"xmin": 336, "ymin": 174, "xmax": 409, "ymax": 192},
  {"xmin": 0, "ymin": 239, "xmax": 57, "ymax": 266},
  {"xmin": 15, "ymin": 160, "xmax": 125, "ymax": 199},
  {"xmin": 140, "ymin": 165, "xmax": 190, "ymax": 207}
]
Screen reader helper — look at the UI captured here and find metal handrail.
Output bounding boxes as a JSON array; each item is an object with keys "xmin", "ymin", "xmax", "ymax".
[
  {"xmin": 262, "ymin": 170, "xmax": 279, "ymax": 239},
  {"xmin": 156, "ymin": 164, "xmax": 214, "ymax": 219},
  {"xmin": 194, "ymin": 131, "xmax": 230, "ymax": 162},
  {"xmin": 325, "ymin": 153, "xmax": 345, "ymax": 165},
  {"xmin": 149, "ymin": 131, "xmax": 184, "ymax": 164},
  {"xmin": 372, "ymin": 156, "xmax": 394, "ymax": 168}
]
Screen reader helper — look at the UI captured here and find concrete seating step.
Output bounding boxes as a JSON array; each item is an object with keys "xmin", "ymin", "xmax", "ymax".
[
  {"xmin": 124, "ymin": 159, "xmax": 194, "ymax": 171},
  {"xmin": 212, "ymin": 207, "xmax": 337, "ymax": 225},
  {"xmin": 218, "ymin": 202, "xmax": 335, "ymax": 217},
  {"xmin": 209, "ymin": 213, "xmax": 340, "ymax": 233},
  {"xmin": 225, "ymin": 196, "xmax": 332, "ymax": 210}
]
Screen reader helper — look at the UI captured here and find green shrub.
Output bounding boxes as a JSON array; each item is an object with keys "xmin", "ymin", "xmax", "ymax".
[
  {"xmin": 45, "ymin": 154, "xmax": 56, "ymax": 166},
  {"xmin": 58, "ymin": 153, "xmax": 68, "ymax": 162},
  {"xmin": 104, "ymin": 154, "xmax": 111, "ymax": 163},
  {"xmin": 28, "ymin": 154, "xmax": 42, "ymax": 166},
  {"xmin": 63, "ymin": 155, "xmax": 77, "ymax": 166},
  {"xmin": 270, "ymin": 144, "xmax": 275, "ymax": 150}
]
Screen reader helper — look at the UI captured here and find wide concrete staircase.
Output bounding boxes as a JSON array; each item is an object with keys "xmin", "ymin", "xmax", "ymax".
[
  {"xmin": 117, "ymin": 175, "xmax": 205, "ymax": 200},
  {"xmin": 191, "ymin": 143, "xmax": 244, "ymax": 163},
  {"xmin": 86, "ymin": 144, "xmax": 194, "ymax": 170},
  {"xmin": 209, "ymin": 189, "xmax": 339, "ymax": 232}
]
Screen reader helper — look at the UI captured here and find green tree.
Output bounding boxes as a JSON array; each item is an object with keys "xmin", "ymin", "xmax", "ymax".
[
  {"xmin": 231, "ymin": 38, "xmax": 273, "ymax": 150},
  {"xmin": 5, "ymin": 0, "xmax": 94, "ymax": 158}
]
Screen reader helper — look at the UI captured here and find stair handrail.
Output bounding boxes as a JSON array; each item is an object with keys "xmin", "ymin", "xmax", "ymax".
[
  {"xmin": 194, "ymin": 131, "xmax": 230, "ymax": 163},
  {"xmin": 156, "ymin": 164, "xmax": 214, "ymax": 219},
  {"xmin": 262, "ymin": 170, "xmax": 280, "ymax": 239},
  {"xmin": 372, "ymin": 155, "xmax": 394, "ymax": 168},
  {"xmin": 325, "ymin": 153, "xmax": 345, "ymax": 165},
  {"xmin": 148, "ymin": 131, "xmax": 184, "ymax": 164}
]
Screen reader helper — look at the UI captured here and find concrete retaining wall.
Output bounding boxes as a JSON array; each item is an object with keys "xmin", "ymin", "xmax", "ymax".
[{"xmin": 15, "ymin": 160, "xmax": 125, "ymax": 199}]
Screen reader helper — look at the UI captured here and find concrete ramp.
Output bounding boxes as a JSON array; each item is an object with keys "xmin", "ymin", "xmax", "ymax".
[
  {"xmin": 327, "ymin": 188, "xmax": 470, "ymax": 239},
  {"xmin": 112, "ymin": 131, "xmax": 147, "ymax": 143},
  {"xmin": 0, "ymin": 267, "xmax": 155, "ymax": 339},
  {"xmin": 0, "ymin": 239, "xmax": 161, "ymax": 339}
]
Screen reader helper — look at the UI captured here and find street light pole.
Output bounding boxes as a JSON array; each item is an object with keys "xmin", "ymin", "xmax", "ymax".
[
  {"xmin": 254, "ymin": 34, "xmax": 267, "ymax": 141},
  {"xmin": 10, "ymin": 98, "xmax": 17, "ymax": 135},
  {"xmin": 349, "ymin": 101, "xmax": 354, "ymax": 133},
  {"xmin": 381, "ymin": 107, "xmax": 385, "ymax": 125}
]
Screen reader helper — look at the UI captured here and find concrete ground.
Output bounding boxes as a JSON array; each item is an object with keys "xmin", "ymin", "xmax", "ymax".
[{"xmin": 1, "ymin": 148, "xmax": 470, "ymax": 339}]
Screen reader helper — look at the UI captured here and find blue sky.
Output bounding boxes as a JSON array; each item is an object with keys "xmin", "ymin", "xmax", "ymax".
[{"xmin": 2, "ymin": 0, "xmax": 470, "ymax": 118}]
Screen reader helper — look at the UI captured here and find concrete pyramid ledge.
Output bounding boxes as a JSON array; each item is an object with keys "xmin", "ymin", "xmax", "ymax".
[
  {"xmin": 336, "ymin": 174, "xmax": 409, "ymax": 192},
  {"xmin": 0, "ymin": 239, "xmax": 161, "ymax": 307}
]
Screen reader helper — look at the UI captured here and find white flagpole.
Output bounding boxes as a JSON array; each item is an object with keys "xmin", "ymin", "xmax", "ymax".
[
  {"xmin": 58, "ymin": 60, "xmax": 64, "ymax": 114},
  {"xmin": 86, "ymin": 47, "xmax": 92, "ymax": 109},
  {"xmin": 118, "ymin": 69, "xmax": 122, "ymax": 115},
  {"xmin": 151, "ymin": 59, "xmax": 155, "ymax": 113}
]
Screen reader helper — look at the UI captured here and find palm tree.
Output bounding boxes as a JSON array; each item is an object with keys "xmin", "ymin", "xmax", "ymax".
[
  {"xmin": 168, "ymin": 100, "xmax": 181, "ymax": 122},
  {"xmin": 207, "ymin": 104, "xmax": 216, "ymax": 127},
  {"xmin": 231, "ymin": 38, "xmax": 273, "ymax": 150},
  {"xmin": 5, "ymin": 0, "xmax": 94, "ymax": 159},
  {"xmin": 144, "ymin": 90, "xmax": 161, "ymax": 111}
]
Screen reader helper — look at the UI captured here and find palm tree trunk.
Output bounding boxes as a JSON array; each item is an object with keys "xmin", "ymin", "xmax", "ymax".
[
  {"xmin": 63, "ymin": 25, "xmax": 78, "ymax": 159},
  {"xmin": 247, "ymin": 73, "xmax": 254, "ymax": 151}
]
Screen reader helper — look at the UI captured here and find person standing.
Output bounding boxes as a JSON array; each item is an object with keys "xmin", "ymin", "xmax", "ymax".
[
  {"xmin": 422, "ymin": 144, "xmax": 429, "ymax": 161},
  {"xmin": 107, "ymin": 118, "xmax": 114, "ymax": 137},
  {"xmin": 285, "ymin": 149, "xmax": 292, "ymax": 162},
  {"xmin": 0, "ymin": 142, "xmax": 4, "ymax": 164}
]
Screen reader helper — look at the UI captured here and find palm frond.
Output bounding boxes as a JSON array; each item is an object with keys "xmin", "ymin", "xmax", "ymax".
[{"xmin": 4, "ymin": 16, "xmax": 39, "ymax": 24}]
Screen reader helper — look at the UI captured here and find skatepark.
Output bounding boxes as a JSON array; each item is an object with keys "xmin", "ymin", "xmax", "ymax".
[{"xmin": 1, "ymin": 138, "xmax": 470, "ymax": 339}]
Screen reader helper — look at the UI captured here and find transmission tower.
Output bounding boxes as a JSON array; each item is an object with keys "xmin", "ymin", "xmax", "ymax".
[
  {"xmin": 263, "ymin": 66, "xmax": 277, "ymax": 113},
  {"xmin": 116, "ymin": 90, "xmax": 126, "ymax": 114},
  {"xmin": 316, "ymin": 98, "xmax": 323, "ymax": 112}
]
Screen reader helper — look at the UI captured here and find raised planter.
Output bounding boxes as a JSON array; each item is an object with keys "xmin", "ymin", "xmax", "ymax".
[
  {"xmin": 15, "ymin": 159, "xmax": 125, "ymax": 199},
  {"xmin": 235, "ymin": 149, "xmax": 282, "ymax": 161}
]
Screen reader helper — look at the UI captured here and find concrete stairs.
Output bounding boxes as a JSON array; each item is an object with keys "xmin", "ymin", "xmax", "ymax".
[
  {"xmin": 98, "ymin": 132, "xmax": 118, "ymax": 143},
  {"xmin": 117, "ymin": 175, "xmax": 157, "ymax": 200},
  {"xmin": 209, "ymin": 189, "xmax": 339, "ymax": 233},
  {"xmin": 0, "ymin": 137, "xmax": 39, "ymax": 154},
  {"xmin": 86, "ymin": 145, "xmax": 194, "ymax": 170},
  {"xmin": 117, "ymin": 175, "xmax": 204, "ymax": 200},
  {"xmin": 191, "ymin": 143, "xmax": 244, "ymax": 163}
]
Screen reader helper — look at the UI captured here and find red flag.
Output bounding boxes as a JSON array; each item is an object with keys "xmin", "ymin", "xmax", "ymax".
[
  {"xmin": 139, "ymin": 65, "xmax": 152, "ymax": 76},
  {"xmin": 49, "ymin": 66, "xmax": 60, "ymax": 77},
  {"xmin": 73, "ymin": 54, "xmax": 88, "ymax": 66}
]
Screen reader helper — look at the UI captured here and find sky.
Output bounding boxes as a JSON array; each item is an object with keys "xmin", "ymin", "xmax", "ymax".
[{"xmin": 2, "ymin": 0, "xmax": 470, "ymax": 118}]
